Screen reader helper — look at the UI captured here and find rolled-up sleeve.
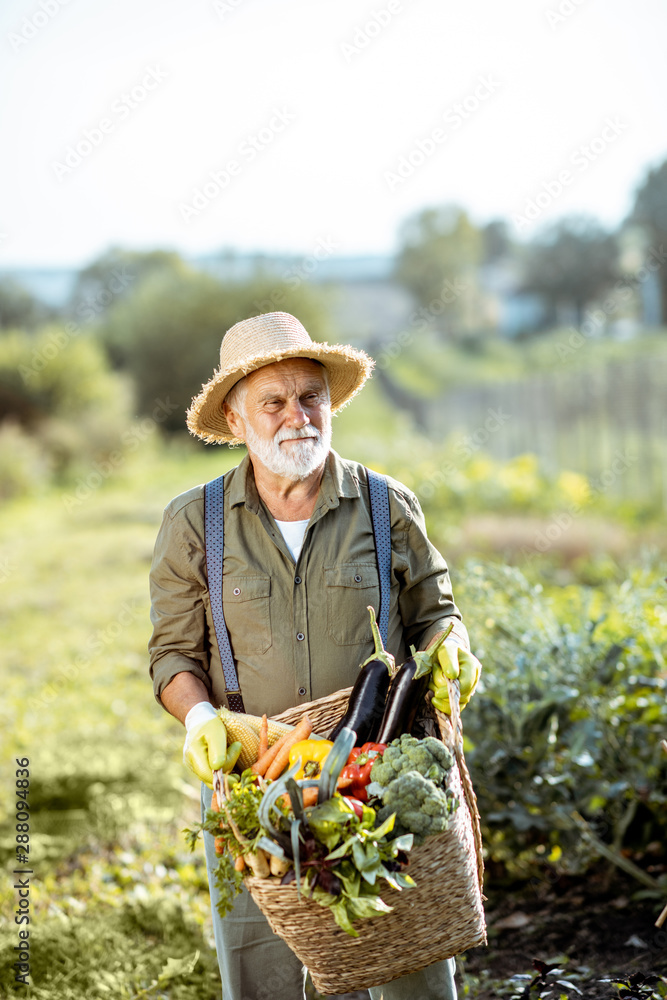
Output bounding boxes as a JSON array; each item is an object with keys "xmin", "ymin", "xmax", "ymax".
[
  {"xmin": 394, "ymin": 489, "xmax": 470, "ymax": 652},
  {"xmin": 148, "ymin": 503, "xmax": 212, "ymax": 708}
]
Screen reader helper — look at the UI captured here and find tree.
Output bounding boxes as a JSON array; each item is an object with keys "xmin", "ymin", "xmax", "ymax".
[
  {"xmin": 0, "ymin": 278, "xmax": 54, "ymax": 330},
  {"xmin": 630, "ymin": 158, "xmax": 667, "ymax": 323},
  {"xmin": 481, "ymin": 219, "xmax": 513, "ymax": 264},
  {"xmin": 98, "ymin": 265, "xmax": 333, "ymax": 433},
  {"xmin": 67, "ymin": 247, "xmax": 187, "ymax": 325},
  {"xmin": 521, "ymin": 216, "xmax": 619, "ymax": 327},
  {"xmin": 394, "ymin": 205, "xmax": 484, "ymax": 339}
]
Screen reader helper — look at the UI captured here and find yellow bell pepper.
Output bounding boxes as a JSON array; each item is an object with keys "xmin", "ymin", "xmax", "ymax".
[{"xmin": 288, "ymin": 739, "xmax": 334, "ymax": 780}]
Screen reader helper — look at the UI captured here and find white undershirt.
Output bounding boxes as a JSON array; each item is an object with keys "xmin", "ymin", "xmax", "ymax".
[{"xmin": 274, "ymin": 518, "xmax": 310, "ymax": 562}]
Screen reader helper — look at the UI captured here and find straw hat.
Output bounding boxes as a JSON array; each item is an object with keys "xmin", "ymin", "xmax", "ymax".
[{"xmin": 186, "ymin": 312, "xmax": 375, "ymax": 444}]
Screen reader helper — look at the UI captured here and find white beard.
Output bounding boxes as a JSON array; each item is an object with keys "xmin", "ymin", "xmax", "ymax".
[{"xmin": 243, "ymin": 409, "xmax": 332, "ymax": 482}]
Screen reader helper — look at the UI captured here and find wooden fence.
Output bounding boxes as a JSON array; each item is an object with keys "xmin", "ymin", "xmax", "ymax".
[{"xmin": 423, "ymin": 355, "xmax": 667, "ymax": 505}]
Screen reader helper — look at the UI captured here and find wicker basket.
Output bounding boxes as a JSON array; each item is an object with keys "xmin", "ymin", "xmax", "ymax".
[{"xmin": 243, "ymin": 684, "xmax": 487, "ymax": 994}]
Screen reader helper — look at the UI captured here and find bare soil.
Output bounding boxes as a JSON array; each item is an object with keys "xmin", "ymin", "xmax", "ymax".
[{"xmin": 318, "ymin": 870, "xmax": 667, "ymax": 1000}]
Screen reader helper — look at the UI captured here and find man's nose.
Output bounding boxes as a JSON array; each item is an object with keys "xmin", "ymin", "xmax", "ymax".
[{"xmin": 285, "ymin": 398, "xmax": 310, "ymax": 427}]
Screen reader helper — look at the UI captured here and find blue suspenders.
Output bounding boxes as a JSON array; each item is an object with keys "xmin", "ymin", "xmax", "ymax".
[
  {"xmin": 204, "ymin": 467, "xmax": 391, "ymax": 713},
  {"xmin": 366, "ymin": 468, "xmax": 391, "ymax": 649},
  {"xmin": 204, "ymin": 473, "xmax": 246, "ymax": 714}
]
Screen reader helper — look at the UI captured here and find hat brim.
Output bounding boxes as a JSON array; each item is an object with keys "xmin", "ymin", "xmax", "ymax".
[{"xmin": 186, "ymin": 343, "xmax": 374, "ymax": 444}]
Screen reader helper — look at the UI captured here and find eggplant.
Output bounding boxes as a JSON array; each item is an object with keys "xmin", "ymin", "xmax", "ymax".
[
  {"xmin": 328, "ymin": 606, "xmax": 394, "ymax": 744},
  {"xmin": 375, "ymin": 622, "xmax": 454, "ymax": 744}
]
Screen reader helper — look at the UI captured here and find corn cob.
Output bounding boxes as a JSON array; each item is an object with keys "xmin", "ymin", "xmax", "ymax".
[
  {"xmin": 219, "ymin": 708, "xmax": 294, "ymax": 747},
  {"xmin": 217, "ymin": 708, "xmax": 261, "ymax": 769}
]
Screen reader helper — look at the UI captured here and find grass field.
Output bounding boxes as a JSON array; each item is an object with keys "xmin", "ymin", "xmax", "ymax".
[{"xmin": 1, "ymin": 419, "xmax": 665, "ymax": 998}]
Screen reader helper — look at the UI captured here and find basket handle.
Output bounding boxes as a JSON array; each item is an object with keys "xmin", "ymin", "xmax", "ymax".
[{"xmin": 442, "ymin": 675, "xmax": 485, "ymax": 895}]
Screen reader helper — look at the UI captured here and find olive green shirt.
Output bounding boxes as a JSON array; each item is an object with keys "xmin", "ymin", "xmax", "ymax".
[{"xmin": 148, "ymin": 449, "xmax": 469, "ymax": 718}]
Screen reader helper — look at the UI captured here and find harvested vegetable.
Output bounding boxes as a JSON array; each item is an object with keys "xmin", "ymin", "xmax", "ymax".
[
  {"xmin": 337, "ymin": 742, "xmax": 387, "ymax": 802},
  {"xmin": 288, "ymin": 739, "xmax": 334, "ymax": 779},
  {"xmin": 185, "ymin": 727, "xmax": 461, "ymax": 937},
  {"xmin": 369, "ymin": 734, "xmax": 454, "ymax": 787},
  {"xmin": 375, "ymin": 624, "xmax": 453, "ymax": 743},
  {"xmin": 263, "ymin": 714, "xmax": 314, "ymax": 781},
  {"xmin": 258, "ymin": 713, "xmax": 269, "ymax": 760},
  {"xmin": 279, "ymin": 786, "xmax": 319, "ymax": 810},
  {"xmin": 269, "ymin": 853, "xmax": 292, "ymax": 877},
  {"xmin": 246, "ymin": 848, "xmax": 270, "ymax": 878},
  {"xmin": 328, "ymin": 607, "xmax": 393, "ymax": 745},
  {"xmin": 221, "ymin": 708, "xmax": 294, "ymax": 745},
  {"xmin": 216, "ymin": 710, "xmax": 259, "ymax": 770},
  {"xmin": 374, "ymin": 770, "xmax": 458, "ymax": 846}
]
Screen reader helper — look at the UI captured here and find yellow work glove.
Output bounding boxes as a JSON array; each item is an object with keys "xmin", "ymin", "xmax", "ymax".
[
  {"xmin": 183, "ymin": 702, "xmax": 228, "ymax": 788},
  {"xmin": 430, "ymin": 642, "xmax": 482, "ymax": 715}
]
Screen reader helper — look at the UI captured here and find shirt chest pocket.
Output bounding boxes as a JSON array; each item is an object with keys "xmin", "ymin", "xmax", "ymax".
[
  {"xmin": 324, "ymin": 563, "xmax": 381, "ymax": 646},
  {"xmin": 222, "ymin": 576, "xmax": 272, "ymax": 655}
]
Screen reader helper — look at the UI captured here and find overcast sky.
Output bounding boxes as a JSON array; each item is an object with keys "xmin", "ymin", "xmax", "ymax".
[{"xmin": 1, "ymin": 0, "xmax": 665, "ymax": 267}]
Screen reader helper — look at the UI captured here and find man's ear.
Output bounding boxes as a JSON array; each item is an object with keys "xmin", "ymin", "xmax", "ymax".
[{"xmin": 223, "ymin": 402, "xmax": 245, "ymax": 440}]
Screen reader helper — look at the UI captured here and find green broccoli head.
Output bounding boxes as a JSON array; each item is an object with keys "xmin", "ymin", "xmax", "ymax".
[
  {"xmin": 377, "ymin": 770, "xmax": 457, "ymax": 845},
  {"xmin": 370, "ymin": 734, "xmax": 454, "ymax": 788}
]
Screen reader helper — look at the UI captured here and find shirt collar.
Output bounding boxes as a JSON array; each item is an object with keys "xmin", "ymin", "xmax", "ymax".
[
  {"xmin": 228, "ymin": 453, "xmax": 258, "ymax": 511},
  {"xmin": 227, "ymin": 448, "xmax": 360, "ymax": 512}
]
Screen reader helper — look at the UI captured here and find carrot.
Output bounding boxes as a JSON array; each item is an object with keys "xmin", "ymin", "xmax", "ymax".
[
  {"xmin": 300, "ymin": 787, "xmax": 319, "ymax": 808},
  {"xmin": 234, "ymin": 854, "xmax": 246, "ymax": 872},
  {"xmin": 264, "ymin": 715, "xmax": 313, "ymax": 781},
  {"xmin": 212, "ymin": 791, "xmax": 220, "ymax": 812},
  {"xmin": 252, "ymin": 713, "xmax": 309, "ymax": 777},
  {"xmin": 258, "ymin": 714, "xmax": 269, "ymax": 761},
  {"xmin": 214, "ymin": 836, "xmax": 225, "ymax": 857},
  {"xmin": 278, "ymin": 786, "xmax": 319, "ymax": 811}
]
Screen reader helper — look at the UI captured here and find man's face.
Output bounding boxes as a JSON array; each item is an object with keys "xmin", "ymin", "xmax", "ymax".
[{"xmin": 224, "ymin": 358, "xmax": 332, "ymax": 482}]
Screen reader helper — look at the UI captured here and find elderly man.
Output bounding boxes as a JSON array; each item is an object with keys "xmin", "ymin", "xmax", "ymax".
[{"xmin": 148, "ymin": 312, "xmax": 477, "ymax": 1000}]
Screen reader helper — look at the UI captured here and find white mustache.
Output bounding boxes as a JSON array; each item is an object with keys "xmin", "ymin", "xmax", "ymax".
[{"xmin": 276, "ymin": 427, "xmax": 320, "ymax": 443}]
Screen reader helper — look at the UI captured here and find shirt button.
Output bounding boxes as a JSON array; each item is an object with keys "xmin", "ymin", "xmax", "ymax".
[
  {"xmin": 233, "ymin": 587, "xmax": 241, "ymax": 595},
  {"xmin": 296, "ymin": 632, "xmax": 305, "ymax": 641},
  {"xmin": 298, "ymin": 686, "xmax": 306, "ymax": 696},
  {"xmin": 294, "ymin": 576, "xmax": 302, "ymax": 584},
  {"xmin": 354, "ymin": 574, "xmax": 362, "ymax": 582}
]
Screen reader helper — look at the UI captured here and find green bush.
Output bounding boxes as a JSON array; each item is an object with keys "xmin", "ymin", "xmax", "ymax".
[
  {"xmin": 0, "ymin": 328, "xmax": 135, "ymax": 494},
  {"xmin": 458, "ymin": 561, "xmax": 667, "ymax": 876},
  {"xmin": 0, "ymin": 420, "xmax": 53, "ymax": 500}
]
